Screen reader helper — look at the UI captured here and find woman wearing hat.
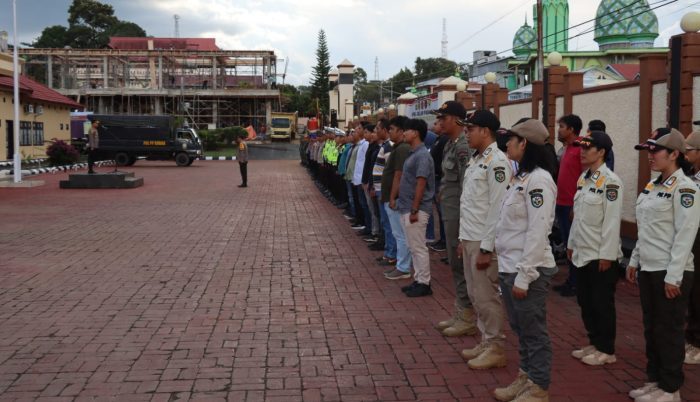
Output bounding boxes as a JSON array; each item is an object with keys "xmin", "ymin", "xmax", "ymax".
[
  {"xmin": 684, "ymin": 130, "xmax": 700, "ymax": 365},
  {"xmin": 627, "ymin": 128, "xmax": 700, "ymax": 402},
  {"xmin": 492, "ymin": 119, "xmax": 557, "ymax": 402},
  {"xmin": 566, "ymin": 131, "xmax": 623, "ymax": 367}
]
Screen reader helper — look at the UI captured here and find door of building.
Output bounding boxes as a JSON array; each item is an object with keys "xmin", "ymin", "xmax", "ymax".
[{"xmin": 5, "ymin": 120, "xmax": 13, "ymax": 161}]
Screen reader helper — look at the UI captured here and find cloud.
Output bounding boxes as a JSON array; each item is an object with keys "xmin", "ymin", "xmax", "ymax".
[{"xmin": 1, "ymin": 0, "xmax": 690, "ymax": 86}]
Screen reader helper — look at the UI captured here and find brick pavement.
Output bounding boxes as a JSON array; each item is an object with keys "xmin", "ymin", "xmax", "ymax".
[{"xmin": 0, "ymin": 160, "xmax": 698, "ymax": 402}]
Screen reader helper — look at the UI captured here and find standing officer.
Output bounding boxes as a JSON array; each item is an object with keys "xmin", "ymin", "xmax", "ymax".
[
  {"xmin": 458, "ymin": 110, "xmax": 511, "ymax": 370},
  {"xmin": 235, "ymin": 134, "xmax": 248, "ymax": 188},
  {"xmin": 433, "ymin": 101, "xmax": 476, "ymax": 337},
  {"xmin": 627, "ymin": 129, "xmax": 700, "ymax": 402},
  {"xmin": 684, "ymin": 129, "xmax": 700, "ymax": 365},
  {"xmin": 87, "ymin": 119, "xmax": 100, "ymax": 174},
  {"xmin": 567, "ymin": 132, "xmax": 623, "ymax": 366}
]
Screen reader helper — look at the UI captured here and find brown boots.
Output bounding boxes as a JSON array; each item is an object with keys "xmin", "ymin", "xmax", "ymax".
[
  {"xmin": 465, "ymin": 342, "xmax": 507, "ymax": 370},
  {"xmin": 494, "ymin": 375, "xmax": 549, "ymax": 402},
  {"xmin": 437, "ymin": 307, "xmax": 477, "ymax": 337}
]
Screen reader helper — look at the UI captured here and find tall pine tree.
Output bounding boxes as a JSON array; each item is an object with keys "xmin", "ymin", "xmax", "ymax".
[{"xmin": 310, "ymin": 30, "xmax": 330, "ymax": 117}]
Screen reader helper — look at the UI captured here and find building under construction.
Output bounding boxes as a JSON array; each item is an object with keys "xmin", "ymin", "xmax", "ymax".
[{"xmin": 18, "ymin": 37, "xmax": 280, "ymax": 129}]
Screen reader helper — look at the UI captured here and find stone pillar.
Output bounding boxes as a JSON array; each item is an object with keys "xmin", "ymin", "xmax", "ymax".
[
  {"xmin": 158, "ymin": 55, "xmax": 163, "ymax": 89},
  {"xmin": 155, "ymin": 97, "xmax": 162, "ymax": 115},
  {"xmin": 542, "ymin": 66, "xmax": 567, "ymax": 142},
  {"xmin": 563, "ymin": 72, "xmax": 584, "ymax": 115},
  {"xmin": 455, "ymin": 91, "xmax": 475, "ymax": 111},
  {"xmin": 638, "ymin": 54, "xmax": 670, "ymax": 193},
  {"xmin": 531, "ymin": 81, "xmax": 543, "ymax": 121},
  {"xmin": 212, "ymin": 100, "xmax": 218, "ymax": 128},
  {"xmin": 667, "ymin": 32, "xmax": 700, "ymax": 134},
  {"xmin": 265, "ymin": 100, "xmax": 272, "ymax": 126}
]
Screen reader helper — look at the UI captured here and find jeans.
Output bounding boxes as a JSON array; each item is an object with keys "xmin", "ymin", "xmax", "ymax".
[
  {"xmin": 576, "ymin": 260, "xmax": 618, "ymax": 354},
  {"xmin": 364, "ymin": 186, "xmax": 380, "ymax": 236},
  {"xmin": 356, "ymin": 184, "xmax": 371, "ymax": 231},
  {"xmin": 640, "ymin": 270, "xmax": 694, "ymax": 393},
  {"xmin": 385, "ymin": 203, "xmax": 412, "ymax": 273},
  {"xmin": 345, "ymin": 180, "xmax": 356, "ymax": 217},
  {"xmin": 500, "ymin": 267, "xmax": 557, "ymax": 390},
  {"xmin": 555, "ymin": 204, "xmax": 576, "ymax": 287},
  {"xmin": 378, "ymin": 194, "xmax": 397, "ymax": 259}
]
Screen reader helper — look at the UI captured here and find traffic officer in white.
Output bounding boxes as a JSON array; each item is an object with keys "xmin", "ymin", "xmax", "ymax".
[
  {"xmin": 457, "ymin": 110, "xmax": 511, "ymax": 370},
  {"xmin": 626, "ymin": 128, "xmax": 700, "ymax": 402},
  {"xmin": 493, "ymin": 119, "xmax": 558, "ymax": 402},
  {"xmin": 567, "ymin": 131, "xmax": 623, "ymax": 367}
]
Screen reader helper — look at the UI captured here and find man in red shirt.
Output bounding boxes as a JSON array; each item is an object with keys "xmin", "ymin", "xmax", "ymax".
[{"xmin": 554, "ymin": 114, "xmax": 584, "ymax": 297}]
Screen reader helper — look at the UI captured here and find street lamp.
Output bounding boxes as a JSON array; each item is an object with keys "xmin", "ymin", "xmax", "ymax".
[
  {"xmin": 456, "ymin": 82, "xmax": 467, "ymax": 92},
  {"xmin": 388, "ymin": 104, "xmax": 396, "ymax": 110},
  {"xmin": 12, "ymin": 0, "xmax": 21, "ymax": 183},
  {"xmin": 485, "ymin": 72, "xmax": 497, "ymax": 84}
]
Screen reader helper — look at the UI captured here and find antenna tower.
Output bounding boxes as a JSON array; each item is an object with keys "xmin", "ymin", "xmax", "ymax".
[
  {"xmin": 374, "ymin": 57, "xmax": 379, "ymax": 81},
  {"xmin": 174, "ymin": 15, "xmax": 180, "ymax": 38},
  {"xmin": 441, "ymin": 18, "xmax": 448, "ymax": 58}
]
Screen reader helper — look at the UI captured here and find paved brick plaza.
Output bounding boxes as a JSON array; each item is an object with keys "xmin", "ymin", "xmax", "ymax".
[{"xmin": 0, "ymin": 160, "xmax": 698, "ymax": 401}]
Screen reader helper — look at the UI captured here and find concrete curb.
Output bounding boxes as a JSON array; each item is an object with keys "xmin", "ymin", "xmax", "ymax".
[
  {"xmin": 0, "ymin": 160, "xmax": 115, "ymax": 178},
  {"xmin": 199, "ymin": 156, "xmax": 237, "ymax": 161}
]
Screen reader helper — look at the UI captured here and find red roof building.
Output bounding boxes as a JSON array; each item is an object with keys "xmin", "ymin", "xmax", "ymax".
[
  {"xmin": 109, "ymin": 37, "xmax": 220, "ymax": 51},
  {"xmin": 607, "ymin": 64, "xmax": 641, "ymax": 81}
]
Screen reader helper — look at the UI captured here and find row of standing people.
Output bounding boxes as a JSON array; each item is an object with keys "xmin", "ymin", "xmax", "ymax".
[{"xmin": 300, "ymin": 103, "xmax": 700, "ymax": 402}]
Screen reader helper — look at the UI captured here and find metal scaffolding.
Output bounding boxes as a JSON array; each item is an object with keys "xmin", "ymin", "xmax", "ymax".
[{"xmin": 19, "ymin": 47, "xmax": 280, "ymax": 129}]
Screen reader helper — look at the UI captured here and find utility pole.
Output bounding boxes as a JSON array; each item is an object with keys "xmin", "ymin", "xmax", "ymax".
[{"xmin": 536, "ymin": 0, "xmax": 544, "ymax": 82}]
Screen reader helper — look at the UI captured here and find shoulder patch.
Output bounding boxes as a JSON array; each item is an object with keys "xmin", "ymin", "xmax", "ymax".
[
  {"xmin": 530, "ymin": 191, "xmax": 544, "ymax": 208},
  {"xmin": 606, "ymin": 188, "xmax": 618, "ymax": 202},
  {"xmin": 495, "ymin": 170, "xmax": 506, "ymax": 183},
  {"xmin": 679, "ymin": 188, "xmax": 697, "ymax": 194},
  {"xmin": 681, "ymin": 193, "xmax": 695, "ymax": 208}
]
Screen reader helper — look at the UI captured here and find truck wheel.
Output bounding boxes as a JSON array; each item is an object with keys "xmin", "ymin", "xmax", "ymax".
[
  {"xmin": 186, "ymin": 158, "xmax": 195, "ymax": 166},
  {"xmin": 115, "ymin": 152, "xmax": 130, "ymax": 166},
  {"xmin": 175, "ymin": 152, "xmax": 190, "ymax": 167},
  {"xmin": 126, "ymin": 156, "xmax": 137, "ymax": 166}
]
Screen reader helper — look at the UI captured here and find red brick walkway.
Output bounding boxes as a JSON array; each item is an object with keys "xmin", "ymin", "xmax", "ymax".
[{"xmin": 0, "ymin": 160, "xmax": 698, "ymax": 401}]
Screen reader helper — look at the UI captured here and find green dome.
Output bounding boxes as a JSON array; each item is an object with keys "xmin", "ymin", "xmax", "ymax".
[
  {"xmin": 513, "ymin": 21, "xmax": 537, "ymax": 57},
  {"xmin": 594, "ymin": 0, "xmax": 658, "ymax": 50}
]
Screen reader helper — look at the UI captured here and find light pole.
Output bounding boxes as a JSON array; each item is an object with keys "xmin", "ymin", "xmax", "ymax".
[{"xmin": 12, "ymin": 0, "xmax": 21, "ymax": 183}]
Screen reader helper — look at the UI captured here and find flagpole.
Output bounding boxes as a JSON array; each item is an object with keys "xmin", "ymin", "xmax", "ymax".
[{"xmin": 12, "ymin": 0, "xmax": 21, "ymax": 183}]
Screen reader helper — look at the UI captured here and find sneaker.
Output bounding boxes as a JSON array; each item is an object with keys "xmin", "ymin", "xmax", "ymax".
[
  {"xmin": 405, "ymin": 283, "xmax": 432, "ymax": 297},
  {"xmin": 343, "ymin": 214, "xmax": 354, "ymax": 220},
  {"xmin": 581, "ymin": 350, "xmax": 616, "ymax": 366},
  {"xmin": 494, "ymin": 370, "xmax": 529, "ymax": 402},
  {"xmin": 401, "ymin": 281, "xmax": 418, "ymax": 292},
  {"xmin": 363, "ymin": 236, "xmax": 378, "ymax": 243},
  {"xmin": 351, "ymin": 225, "xmax": 366, "ymax": 230},
  {"xmin": 513, "ymin": 380, "xmax": 549, "ymax": 402},
  {"xmin": 628, "ymin": 383, "xmax": 658, "ymax": 399},
  {"xmin": 461, "ymin": 342, "xmax": 488, "ymax": 360},
  {"xmin": 357, "ymin": 230, "xmax": 371, "ymax": 236},
  {"xmin": 634, "ymin": 388, "xmax": 680, "ymax": 402},
  {"xmin": 368, "ymin": 242, "xmax": 385, "ymax": 251},
  {"xmin": 384, "ymin": 269, "xmax": 411, "ymax": 280},
  {"xmin": 377, "ymin": 258, "xmax": 397, "ymax": 267},
  {"xmin": 468, "ymin": 343, "xmax": 507, "ymax": 370},
  {"xmin": 685, "ymin": 344, "xmax": 700, "ymax": 364},
  {"xmin": 571, "ymin": 345, "xmax": 596, "ymax": 359},
  {"xmin": 376, "ymin": 256, "xmax": 388, "ymax": 262},
  {"xmin": 429, "ymin": 241, "xmax": 447, "ymax": 252}
]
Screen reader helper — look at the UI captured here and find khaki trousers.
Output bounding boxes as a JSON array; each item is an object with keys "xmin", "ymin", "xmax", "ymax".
[
  {"xmin": 402, "ymin": 211, "xmax": 430, "ymax": 285},
  {"xmin": 461, "ymin": 240, "xmax": 505, "ymax": 343}
]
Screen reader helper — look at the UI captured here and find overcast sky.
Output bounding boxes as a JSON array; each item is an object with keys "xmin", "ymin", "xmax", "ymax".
[{"xmin": 0, "ymin": 0, "xmax": 694, "ymax": 87}]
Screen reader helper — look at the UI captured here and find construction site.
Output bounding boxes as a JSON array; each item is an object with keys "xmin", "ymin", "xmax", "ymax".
[{"xmin": 18, "ymin": 37, "xmax": 281, "ymax": 130}]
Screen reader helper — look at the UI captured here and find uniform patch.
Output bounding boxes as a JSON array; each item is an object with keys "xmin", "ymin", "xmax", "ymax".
[
  {"xmin": 664, "ymin": 176, "xmax": 677, "ymax": 188},
  {"xmin": 482, "ymin": 147, "xmax": 492, "ymax": 157},
  {"xmin": 591, "ymin": 171, "xmax": 601, "ymax": 181},
  {"xmin": 681, "ymin": 193, "xmax": 695, "ymax": 208},
  {"xmin": 606, "ymin": 184, "xmax": 620, "ymax": 189},
  {"xmin": 679, "ymin": 188, "xmax": 697, "ymax": 194},
  {"xmin": 606, "ymin": 188, "xmax": 618, "ymax": 201},
  {"xmin": 495, "ymin": 170, "xmax": 506, "ymax": 183},
  {"xmin": 529, "ymin": 189, "xmax": 544, "ymax": 208},
  {"xmin": 239, "ymin": 143, "xmax": 245, "ymax": 150},
  {"xmin": 595, "ymin": 176, "xmax": 605, "ymax": 188}
]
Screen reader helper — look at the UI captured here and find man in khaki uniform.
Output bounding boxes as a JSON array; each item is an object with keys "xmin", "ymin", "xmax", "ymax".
[
  {"xmin": 458, "ymin": 110, "xmax": 511, "ymax": 369},
  {"xmin": 87, "ymin": 120, "xmax": 100, "ymax": 174},
  {"xmin": 433, "ymin": 101, "xmax": 476, "ymax": 337}
]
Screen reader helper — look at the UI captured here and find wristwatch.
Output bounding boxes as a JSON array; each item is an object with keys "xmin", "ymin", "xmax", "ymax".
[
  {"xmin": 479, "ymin": 248, "xmax": 492, "ymax": 255},
  {"xmin": 410, "ymin": 209, "xmax": 419, "ymax": 214}
]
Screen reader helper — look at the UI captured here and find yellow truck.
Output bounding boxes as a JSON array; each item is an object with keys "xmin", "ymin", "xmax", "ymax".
[{"xmin": 270, "ymin": 112, "xmax": 298, "ymax": 141}]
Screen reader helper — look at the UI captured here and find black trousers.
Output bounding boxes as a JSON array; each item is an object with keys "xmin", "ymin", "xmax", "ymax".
[
  {"xmin": 576, "ymin": 261, "xmax": 618, "ymax": 354},
  {"xmin": 639, "ymin": 270, "xmax": 694, "ymax": 393},
  {"xmin": 350, "ymin": 184, "xmax": 364, "ymax": 226},
  {"xmin": 87, "ymin": 149, "xmax": 97, "ymax": 172},
  {"xmin": 686, "ymin": 235, "xmax": 700, "ymax": 347},
  {"xmin": 238, "ymin": 162, "xmax": 247, "ymax": 185}
]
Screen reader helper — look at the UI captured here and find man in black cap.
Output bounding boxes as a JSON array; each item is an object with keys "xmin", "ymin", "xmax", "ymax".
[{"xmin": 432, "ymin": 101, "xmax": 477, "ymax": 337}]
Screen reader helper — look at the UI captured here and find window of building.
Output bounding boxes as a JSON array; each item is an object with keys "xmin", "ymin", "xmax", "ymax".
[
  {"xmin": 19, "ymin": 121, "xmax": 31, "ymax": 146},
  {"xmin": 33, "ymin": 122, "xmax": 44, "ymax": 145},
  {"xmin": 60, "ymin": 123, "xmax": 63, "ymax": 130}
]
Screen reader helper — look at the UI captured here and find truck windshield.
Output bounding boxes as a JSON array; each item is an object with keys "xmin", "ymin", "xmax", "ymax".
[{"xmin": 271, "ymin": 118, "xmax": 290, "ymax": 128}]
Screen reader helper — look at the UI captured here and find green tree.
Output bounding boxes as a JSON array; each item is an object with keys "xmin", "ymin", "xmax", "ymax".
[
  {"xmin": 386, "ymin": 67, "xmax": 415, "ymax": 93},
  {"xmin": 279, "ymin": 84, "xmax": 313, "ymax": 116},
  {"xmin": 414, "ymin": 57, "xmax": 458, "ymax": 80},
  {"xmin": 310, "ymin": 29, "xmax": 330, "ymax": 117},
  {"xmin": 32, "ymin": 0, "xmax": 146, "ymax": 49}
]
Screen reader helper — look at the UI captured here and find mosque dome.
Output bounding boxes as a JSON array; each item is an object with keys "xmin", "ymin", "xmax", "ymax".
[
  {"xmin": 594, "ymin": 0, "xmax": 658, "ymax": 50},
  {"xmin": 513, "ymin": 21, "xmax": 537, "ymax": 57}
]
